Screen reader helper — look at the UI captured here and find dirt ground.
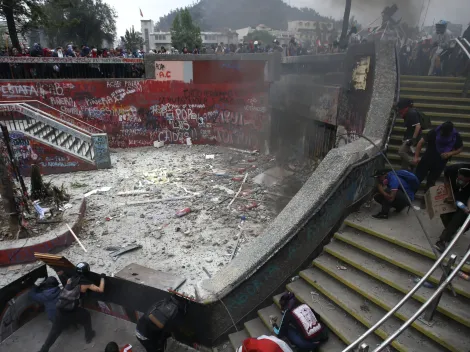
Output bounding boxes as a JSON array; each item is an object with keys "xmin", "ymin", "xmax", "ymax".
[{"xmin": 0, "ymin": 145, "xmax": 316, "ymax": 293}]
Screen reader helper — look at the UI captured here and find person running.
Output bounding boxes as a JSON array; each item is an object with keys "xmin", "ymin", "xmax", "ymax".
[
  {"xmin": 29, "ymin": 276, "xmax": 61, "ymax": 322},
  {"xmin": 38, "ymin": 262, "xmax": 105, "ymax": 352},
  {"xmin": 414, "ymin": 121, "xmax": 463, "ymax": 192}
]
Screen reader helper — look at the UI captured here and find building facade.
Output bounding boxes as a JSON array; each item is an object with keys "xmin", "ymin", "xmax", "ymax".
[
  {"xmin": 141, "ymin": 20, "xmax": 238, "ymax": 52},
  {"xmin": 287, "ymin": 20, "xmax": 337, "ymax": 44}
]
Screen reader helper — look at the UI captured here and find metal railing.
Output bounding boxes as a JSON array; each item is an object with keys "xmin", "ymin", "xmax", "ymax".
[
  {"xmin": 343, "ymin": 214, "xmax": 470, "ymax": 351},
  {"xmin": 0, "ymin": 57, "xmax": 144, "ymax": 79},
  {"xmin": 0, "ymin": 102, "xmax": 95, "ymax": 162},
  {"xmin": 0, "ymin": 100, "xmax": 103, "ymax": 135}
]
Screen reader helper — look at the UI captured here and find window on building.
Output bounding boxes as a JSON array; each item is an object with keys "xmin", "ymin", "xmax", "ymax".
[
  {"xmin": 305, "ymin": 22, "xmax": 310, "ymax": 27},
  {"xmin": 298, "ymin": 22, "xmax": 303, "ymax": 27}
]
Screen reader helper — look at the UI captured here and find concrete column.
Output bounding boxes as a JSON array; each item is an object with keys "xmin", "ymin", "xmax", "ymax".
[{"xmin": 91, "ymin": 134, "xmax": 111, "ymax": 169}]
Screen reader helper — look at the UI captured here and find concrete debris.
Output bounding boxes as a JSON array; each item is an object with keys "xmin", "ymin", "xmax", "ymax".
[
  {"xmin": 253, "ymin": 167, "xmax": 294, "ymax": 187},
  {"xmin": 84, "ymin": 186, "xmax": 112, "ymax": 198},
  {"xmin": 0, "ymin": 145, "xmax": 318, "ymax": 289}
]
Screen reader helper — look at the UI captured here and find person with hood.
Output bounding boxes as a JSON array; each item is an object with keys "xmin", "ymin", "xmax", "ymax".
[
  {"xmin": 38, "ymin": 262, "xmax": 105, "ymax": 352},
  {"xmin": 80, "ymin": 45, "xmax": 90, "ymax": 57},
  {"xmin": 428, "ymin": 20, "xmax": 453, "ymax": 76},
  {"xmin": 271, "ymin": 292, "xmax": 328, "ymax": 352},
  {"xmin": 237, "ymin": 336, "xmax": 293, "ymax": 352},
  {"xmin": 414, "ymin": 121, "xmax": 464, "ymax": 192},
  {"xmin": 29, "ymin": 276, "xmax": 61, "ymax": 322}
]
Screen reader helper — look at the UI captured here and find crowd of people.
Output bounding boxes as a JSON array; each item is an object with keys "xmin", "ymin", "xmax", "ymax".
[{"xmin": 373, "ymin": 97, "xmax": 469, "ymax": 254}]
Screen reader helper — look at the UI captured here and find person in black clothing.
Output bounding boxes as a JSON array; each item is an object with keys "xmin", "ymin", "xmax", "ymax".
[
  {"xmin": 38, "ymin": 262, "xmax": 105, "ymax": 352},
  {"xmin": 435, "ymin": 165, "xmax": 470, "ymax": 252},
  {"xmin": 271, "ymin": 292, "xmax": 328, "ymax": 352},
  {"xmin": 397, "ymin": 98, "xmax": 422, "ymax": 170},
  {"xmin": 414, "ymin": 121, "xmax": 464, "ymax": 191},
  {"xmin": 136, "ymin": 296, "xmax": 186, "ymax": 352}
]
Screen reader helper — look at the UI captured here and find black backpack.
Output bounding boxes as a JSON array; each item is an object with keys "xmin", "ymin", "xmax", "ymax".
[
  {"xmin": 147, "ymin": 297, "xmax": 186, "ymax": 327},
  {"xmin": 56, "ymin": 277, "xmax": 81, "ymax": 311}
]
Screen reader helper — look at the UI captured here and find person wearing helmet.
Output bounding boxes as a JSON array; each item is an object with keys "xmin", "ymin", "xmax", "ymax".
[{"xmin": 38, "ymin": 262, "xmax": 106, "ymax": 352}]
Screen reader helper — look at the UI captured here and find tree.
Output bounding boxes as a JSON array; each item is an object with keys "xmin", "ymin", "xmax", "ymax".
[
  {"xmin": 0, "ymin": 0, "xmax": 46, "ymax": 50},
  {"xmin": 122, "ymin": 27, "xmax": 144, "ymax": 52},
  {"xmin": 340, "ymin": 0, "xmax": 352, "ymax": 41},
  {"xmin": 170, "ymin": 8, "xmax": 202, "ymax": 51},
  {"xmin": 245, "ymin": 30, "xmax": 276, "ymax": 45},
  {"xmin": 42, "ymin": 0, "xmax": 116, "ymax": 48}
]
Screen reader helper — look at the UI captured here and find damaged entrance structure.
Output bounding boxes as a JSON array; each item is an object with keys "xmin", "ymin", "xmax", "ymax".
[{"xmin": 0, "ymin": 41, "xmax": 386, "ymax": 350}]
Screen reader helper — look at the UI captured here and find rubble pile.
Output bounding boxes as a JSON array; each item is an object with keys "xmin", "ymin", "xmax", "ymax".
[{"xmin": 0, "ymin": 145, "xmax": 318, "ymax": 292}]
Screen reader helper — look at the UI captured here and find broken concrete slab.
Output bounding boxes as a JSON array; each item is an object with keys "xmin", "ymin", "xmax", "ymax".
[
  {"xmin": 115, "ymin": 263, "xmax": 185, "ymax": 291},
  {"xmin": 253, "ymin": 167, "xmax": 294, "ymax": 187}
]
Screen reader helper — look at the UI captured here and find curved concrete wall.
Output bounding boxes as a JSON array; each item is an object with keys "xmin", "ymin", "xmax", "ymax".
[{"xmin": 195, "ymin": 40, "xmax": 397, "ymax": 343}]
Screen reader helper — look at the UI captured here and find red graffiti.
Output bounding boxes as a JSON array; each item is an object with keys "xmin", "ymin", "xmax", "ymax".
[{"xmin": 159, "ymin": 71, "xmax": 172, "ymax": 79}]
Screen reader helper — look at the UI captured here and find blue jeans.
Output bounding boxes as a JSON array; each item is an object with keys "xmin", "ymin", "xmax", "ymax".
[{"xmin": 287, "ymin": 327, "xmax": 328, "ymax": 352}]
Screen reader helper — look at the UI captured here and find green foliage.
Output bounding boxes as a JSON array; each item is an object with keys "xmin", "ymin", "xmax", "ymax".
[
  {"xmin": 123, "ymin": 27, "xmax": 144, "ymax": 52},
  {"xmin": 0, "ymin": 0, "xmax": 47, "ymax": 50},
  {"xmin": 170, "ymin": 8, "xmax": 202, "ymax": 51},
  {"xmin": 42, "ymin": 0, "xmax": 117, "ymax": 48},
  {"xmin": 245, "ymin": 30, "xmax": 276, "ymax": 45},
  {"xmin": 156, "ymin": 0, "xmax": 338, "ymax": 31}
]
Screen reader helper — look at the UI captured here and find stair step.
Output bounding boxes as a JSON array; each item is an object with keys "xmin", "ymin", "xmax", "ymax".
[
  {"xmin": 401, "ymin": 80, "xmax": 465, "ymax": 88},
  {"xmin": 51, "ymin": 131, "xmax": 64, "ymax": 143},
  {"xmin": 301, "ymin": 268, "xmax": 444, "ymax": 352},
  {"xmin": 392, "ymin": 126, "xmax": 470, "ymax": 137},
  {"xmin": 414, "ymin": 103, "xmax": 470, "ymax": 111},
  {"xmin": 60, "ymin": 134, "xmax": 72, "ymax": 147},
  {"xmin": 244, "ymin": 318, "xmax": 270, "ymax": 337},
  {"xmin": 400, "ymin": 95, "xmax": 470, "ymax": 105},
  {"xmin": 228, "ymin": 330, "xmax": 249, "ymax": 350},
  {"xmin": 401, "ymin": 75, "xmax": 466, "ymax": 82},
  {"xmin": 313, "ymin": 253, "xmax": 470, "ymax": 352},
  {"xmin": 387, "ymin": 144, "xmax": 470, "ymax": 159},
  {"xmin": 24, "ymin": 121, "xmax": 42, "ymax": 133},
  {"xmin": 35, "ymin": 124, "xmax": 50, "ymax": 137},
  {"xmin": 400, "ymin": 87, "xmax": 462, "ymax": 95},
  {"xmin": 334, "ymin": 230, "xmax": 470, "ymax": 299},
  {"xmin": 257, "ymin": 305, "xmax": 281, "ymax": 334},
  {"xmin": 324, "ymin": 240, "xmax": 470, "ymax": 329},
  {"xmin": 43, "ymin": 128, "xmax": 57, "ymax": 141},
  {"xmin": 270, "ymin": 295, "xmax": 347, "ymax": 352},
  {"xmin": 286, "ymin": 279, "xmax": 384, "ymax": 349}
]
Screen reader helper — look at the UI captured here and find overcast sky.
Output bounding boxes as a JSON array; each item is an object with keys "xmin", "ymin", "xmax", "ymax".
[{"xmin": 109, "ymin": 0, "xmax": 470, "ymax": 37}]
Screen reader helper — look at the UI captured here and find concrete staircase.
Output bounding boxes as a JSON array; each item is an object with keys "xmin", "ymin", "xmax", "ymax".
[
  {"xmin": 388, "ymin": 75, "xmax": 470, "ymax": 169},
  {"xmin": 0, "ymin": 102, "xmax": 109, "ymax": 168},
  {"xmin": 228, "ymin": 203, "xmax": 470, "ymax": 352}
]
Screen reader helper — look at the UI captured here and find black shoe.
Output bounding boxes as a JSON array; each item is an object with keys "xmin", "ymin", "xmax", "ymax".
[
  {"xmin": 372, "ymin": 212, "xmax": 388, "ymax": 219},
  {"xmin": 85, "ymin": 330, "xmax": 96, "ymax": 344},
  {"xmin": 434, "ymin": 241, "xmax": 447, "ymax": 253}
]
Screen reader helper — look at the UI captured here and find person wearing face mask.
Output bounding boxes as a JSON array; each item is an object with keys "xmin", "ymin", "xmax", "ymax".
[
  {"xmin": 371, "ymin": 169, "xmax": 420, "ymax": 219},
  {"xmin": 435, "ymin": 166, "xmax": 470, "ymax": 252}
]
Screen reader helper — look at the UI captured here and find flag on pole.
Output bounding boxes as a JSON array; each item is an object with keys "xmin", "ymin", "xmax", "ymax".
[{"xmin": 140, "ymin": 8, "xmax": 143, "ymax": 17}]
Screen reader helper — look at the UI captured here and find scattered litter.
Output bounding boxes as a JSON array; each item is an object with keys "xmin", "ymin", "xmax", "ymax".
[
  {"xmin": 247, "ymin": 158, "xmax": 257, "ymax": 163},
  {"xmin": 121, "ymin": 196, "xmax": 193, "ymax": 206},
  {"xmin": 33, "ymin": 201, "xmax": 47, "ymax": 220},
  {"xmin": 212, "ymin": 185, "xmax": 235, "ymax": 195},
  {"xmin": 84, "ymin": 186, "xmax": 112, "ymax": 198},
  {"xmin": 202, "ymin": 266, "xmax": 212, "ymax": 278},
  {"xmin": 290, "ymin": 276, "xmax": 300, "ymax": 282},
  {"xmin": 228, "ymin": 173, "xmax": 249, "ymax": 208},
  {"xmin": 183, "ymin": 230, "xmax": 191, "ymax": 236},
  {"xmin": 62, "ymin": 203, "xmax": 73, "ymax": 210},
  {"xmin": 205, "ymin": 154, "xmax": 215, "ymax": 159},
  {"xmin": 239, "ymin": 202, "xmax": 258, "ymax": 211},
  {"xmin": 413, "ymin": 277, "xmax": 435, "ymax": 288},
  {"xmin": 143, "ymin": 169, "xmax": 170, "ymax": 185},
  {"xmin": 413, "ymin": 206, "xmax": 421, "ymax": 211},
  {"xmin": 213, "ymin": 169, "xmax": 230, "ymax": 177},
  {"xmin": 175, "ymin": 183, "xmax": 201, "ymax": 196},
  {"xmin": 337, "ymin": 266, "xmax": 348, "ymax": 271},
  {"xmin": 175, "ymin": 207, "xmax": 191, "ymax": 218},
  {"xmin": 111, "ymin": 244, "xmax": 142, "ymax": 259},
  {"xmin": 458, "ymin": 271, "xmax": 470, "ymax": 281},
  {"xmin": 237, "ymin": 168, "xmax": 247, "ymax": 174},
  {"xmin": 186, "ymin": 137, "xmax": 192, "ymax": 146},
  {"xmin": 231, "ymin": 177, "xmax": 243, "ymax": 182},
  {"xmin": 153, "ymin": 141, "xmax": 165, "ymax": 148},
  {"xmin": 66, "ymin": 223, "xmax": 87, "ymax": 253},
  {"xmin": 106, "ymin": 217, "xmax": 113, "ymax": 221}
]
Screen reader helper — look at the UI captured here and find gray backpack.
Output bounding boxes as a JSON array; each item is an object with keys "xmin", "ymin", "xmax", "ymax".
[{"xmin": 56, "ymin": 277, "xmax": 81, "ymax": 311}]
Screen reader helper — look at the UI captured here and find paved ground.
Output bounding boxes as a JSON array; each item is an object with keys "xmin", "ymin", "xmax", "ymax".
[
  {"xmin": 0, "ymin": 310, "xmax": 144, "ymax": 352},
  {"xmin": 349, "ymin": 200, "xmax": 470, "ymax": 259},
  {"xmin": 0, "ymin": 145, "xmax": 316, "ymax": 293}
]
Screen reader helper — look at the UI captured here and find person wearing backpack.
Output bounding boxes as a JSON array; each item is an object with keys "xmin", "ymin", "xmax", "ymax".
[
  {"xmin": 396, "ymin": 98, "xmax": 428, "ymax": 171},
  {"xmin": 414, "ymin": 121, "xmax": 464, "ymax": 192},
  {"xmin": 371, "ymin": 169, "xmax": 420, "ymax": 219},
  {"xmin": 135, "ymin": 296, "xmax": 187, "ymax": 352},
  {"xmin": 270, "ymin": 292, "xmax": 328, "ymax": 352},
  {"xmin": 38, "ymin": 262, "xmax": 105, "ymax": 352}
]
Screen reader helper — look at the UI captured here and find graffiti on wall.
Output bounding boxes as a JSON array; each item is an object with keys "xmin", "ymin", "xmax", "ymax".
[
  {"xmin": 7, "ymin": 132, "xmax": 95, "ymax": 176},
  {"xmin": 0, "ymin": 80, "xmax": 270, "ymax": 150}
]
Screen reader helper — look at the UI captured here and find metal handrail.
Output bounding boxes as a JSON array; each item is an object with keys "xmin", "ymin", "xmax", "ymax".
[
  {"xmin": 463, "ymin": 38, "xmax": 470, "ymax": 49},
  {"xmin": 455, "ymin": 38, "xmax": 470, "ymax": 60},
  {"xmin": 372, "ymin": 215, "xmax": 470, "ymax": 351},
  {"xmin": 0, "ymin": 99, "xmax": 103, "ymax": 134},
  {"xmin": 342, "ymin": 213, "xmax": 470, "ymax": 351}
]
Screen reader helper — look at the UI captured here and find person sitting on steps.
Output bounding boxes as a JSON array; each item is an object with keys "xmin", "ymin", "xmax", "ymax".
[{"xmin": 372, "ymin": 169, "xmax": 420, "ymax": 219}]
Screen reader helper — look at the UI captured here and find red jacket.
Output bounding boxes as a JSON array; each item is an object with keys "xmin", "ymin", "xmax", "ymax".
[{"xmin": 121, "ymin": 344, "xmax": 132, "ymax": 352}]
